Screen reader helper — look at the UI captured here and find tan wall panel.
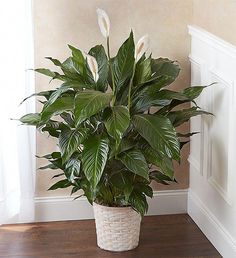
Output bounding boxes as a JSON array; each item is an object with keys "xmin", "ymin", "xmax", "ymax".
[
  {"xmin": 33, "ymin": 0, "xmax": 192, "ymax": 197},
  {"xmin": 193, "ymin": 0, "xmax": 236, "ymax": 45}
]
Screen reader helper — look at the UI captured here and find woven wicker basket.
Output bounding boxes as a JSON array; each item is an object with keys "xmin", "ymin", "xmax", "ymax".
[{"xmin": 93, "ymin": 202, "xmax": 142, "ymax": 252}]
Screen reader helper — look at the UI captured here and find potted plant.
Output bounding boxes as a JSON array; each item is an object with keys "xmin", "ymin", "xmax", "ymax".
[{"xmin": 20, "ymin": 9, "xmax": 211, "ymax": 252}]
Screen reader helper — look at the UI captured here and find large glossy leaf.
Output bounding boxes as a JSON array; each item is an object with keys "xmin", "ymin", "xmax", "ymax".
[
  {"xmin": 141, "ymin": 144, "xmax": 174, "ymax": 178},
  {"xmin": 44, "ymin": 83, "xmax": 73, "ymax": 109},
  {"xmin": 134, "ymin": 183, "xmax": 153, "ymax": 198},
  {"xmin": 133, "ymin": 114, "xmax": 180, "ymax": 160},
  {"xmin": 35, "ymin": 68, "xmax": 66, "ymax": 81},
  {"xmin": 20, "ymin": 90, "xmax": 55, "ymax": 105},
  {"xmin": 41, "ymin": 96, "xmax": 74, "ymax": 122},
  {"xmin": 60, "ymin": 112, "xmax": 75, "ymax": 127},
  {"xmin": 19, "ymin": 113, "xmax": 41, "ymax": 126},
  {"xmin": 48, "ymin": 179, "xmax": 72, "ymax": 190},
  {"xmin": 134, "ymin": 55, "xmax": 152, "ymax": 85},
  {"xmin": 89, "ymin": 45, "xmax": 109, "ymax": 92},
  {"xmin": 41, "ymin": 120, "xmax": 63, "ymax": 137},
  {"xmin": 104, "ymin": 106, "xmax": 130, "ymax": 147},
  {"xmin": 183, "ymin": 85, "xmax": 209, "ymax": 100},
  {"xmin": 129, "ymin": 191, "xmax": 148, "ymax": 216},
  {"xmin": 61, "ymin": 57, "xmax": 81, "ymax": 78},
  {"xmin": 59, "ymin": 126, "xmax": 88, "ymax": 163},
  {"xmin": 118, "ymin": 149, "xmax": 149, "ymax": 180},
  {"xmin": 132, "ymin": 88, "xmax": 189, "ymax": 113},
  {"xmin": 149, "ymin": 171, "xmax": 175, "ymax": 185},
  {"xmin": 110, "ymin": 172, "xmax": 134, "ymax": 201},
  {"xmin": 68, "ymin": 45, "xmax": 85, "ymax": 74},
  {"xmin": 35, "ymin": 68, "xmax": 56, "ymax": 78},
  {"xmin": 167, "ymin": 107, "xmax": 212, "ymax": 127},
  {"xmin": 82, "ymin": 136, "xmax": 109, "ymax": 188},
  {"xmin": 151, "ymin": 58, "xmax": 180, "ymax": 83},
  {"xmin": 74, "ymin": 90, "xmax": 112, "ymax": 126},
  {"xmin": 65, "ymin": 153, "xmax": 81, "ymax": 181},
  {"xmin": 112, "ymin": 31, "xmax": 135, "ymax": 93}
]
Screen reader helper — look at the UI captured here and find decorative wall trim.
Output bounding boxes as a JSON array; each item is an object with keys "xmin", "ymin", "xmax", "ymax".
[
  {"xmin": 188, "ymin": 25, "xmax": 236, "ymax": 258},
  {"xmin": 34, "ymin": 189, "xmax": 188, "ymax": 222},
  {"xmin": 188, "ymin": 190, "xmax": 236, "ymax": 258},
  {"xmin": 207, "ymin": 69, "xmax": 233, "ymax": 205},
  {"xmin": 188, "ymin": 25, "xmax": 236, "ymax": 60}
]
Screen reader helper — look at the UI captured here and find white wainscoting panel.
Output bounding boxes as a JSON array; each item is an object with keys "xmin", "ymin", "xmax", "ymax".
[
  {"xmin": 34, "ymin": 190, "xmax": 188, "ymax": 222},
  {"xmin": 188, "ymin": 25, "xmax": 236, "ymax": 258}
]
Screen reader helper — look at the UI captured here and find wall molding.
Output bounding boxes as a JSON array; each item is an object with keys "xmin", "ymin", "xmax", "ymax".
[
  {"xmin": 188, "ymin": 190, "xmax": 236, "ymax": 258},
  {"xmin": 34, "ymin": 189, "xmax": 188, "ymax": 222},
  {"xmin": 188, "ymin": 25, "xmax": 236, "ymax": 60}
]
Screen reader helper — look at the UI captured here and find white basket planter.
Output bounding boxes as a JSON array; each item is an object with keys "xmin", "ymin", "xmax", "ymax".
[{"xmin": 93, "ymin": 202, "xmax": 142, "ymax": 252}]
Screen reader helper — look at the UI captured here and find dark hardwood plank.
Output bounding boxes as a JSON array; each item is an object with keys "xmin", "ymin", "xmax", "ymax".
[{"xmin": 0, "ymin": 214, "xmax": 221, "ymax": 258}]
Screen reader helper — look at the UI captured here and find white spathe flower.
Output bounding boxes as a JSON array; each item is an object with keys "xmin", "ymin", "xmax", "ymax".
[
  {"xmin": 135, "ymin": 35, "xmax": 150, "ymax": 62},
  {"xmin": 86, "ymin": 54, "xmax": 99, "ymax": 82},
  {"xmin": 96, "ymin": 8, "xmax": 110, "ymax": 38}
]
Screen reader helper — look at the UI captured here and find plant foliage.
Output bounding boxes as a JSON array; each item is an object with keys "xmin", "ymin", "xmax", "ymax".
[{"xmin": 20, "ymin": 25, "xmax": 211, "ymax": 216}]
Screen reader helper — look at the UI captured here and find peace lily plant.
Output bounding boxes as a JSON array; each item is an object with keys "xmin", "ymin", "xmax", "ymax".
[{"xmin": 20, "ymin": 8, "xmax": 211, "ymax": 251}]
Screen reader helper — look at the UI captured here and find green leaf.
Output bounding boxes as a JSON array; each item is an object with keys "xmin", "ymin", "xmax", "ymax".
[
  {"xmin": 133, "ymin": 114, "xmax": 180, "ymax": 160},
  {"xmin": 41, "ymin": 120, "xmax": 62, "ymax": 138},
  {"xmin": 38, "ymin": 163, "xmax": 58, "ymax": 170},
  {"xmin": 131, "ymin": 88, "xmax": 188, "ymax": 113},
  {"xmin": 135, "ymin": 183, "xmax": 153, "ymax": 198},
  {"xmin": 109, "ymin": 138, "xmax": 135, "ymax": 159},
  {"xmin": 183, "ymin": 86, "xmax": 207, "ymax": 100},
  {"xmin": 149, "ymin": 171, "xmax": 175, "ymax": 185},
  {"xmin": 36, "ymin": 152, "xmax": 61, "ymax": 160},
  {"xmin": 110, "ymin": 172, "xmax": 134, "ymax": 201},
  {"xmin": 45, "ymin": 57, "xmax": 62, "ymax": 67},
  {"xmin": 134, "ymin": 55, "xmax": 152, "ymax": 85},
  {"xmin": 180, "ymin": 140, "xmax": 189, "ymax": 149},
  {"xmin": 129, "ymin": 191, "xmax": 148, "ymax": 216},
  {"xmin": 118, "ymin": 149, "xmax": 149, "ymax": 180},
  {"xmin": 60, "ymin": 112, "xmax": 75, "ymax": 127},
  {"xmin": 89, "ymin": 45, "xmax": 109, "ymax": 92},
  {"xmin": 151, "ymin": 58, "xmax": 180, "ymax": 83},
  {"xmin": 141, "ymin": 144, "xmax": 174, "ymax": 178},
  {"xmin": 82, "ymin": 136, "xmax": 109, "ymax": 188},
  {"xmin": 48, "ymin": 179, "xmax": 71, "ymax": 190},
  {"xmin": 112, "ymin": 31, "xmax": 135, "ymax": 93},
  {"xmin": 167, "ymin": 107, "xmax": 212, "ymax": 127},
  {"xmin": 61, "ymin": 57, "xmax": 81, "ymax": 77},
  {"xmin": 74, "ymin": 90, "xmax": 112, "ymax": 126},
  {"xmin": 35, "ymin": 68, "xmax": 56, "ymax": 78},
  {"xmin": 59, "ymin": 126, "xmax": 88, "ymax": 163},
  {"xmin": 52, "ymin": 173, "xmax": 64, "ymax": 179},
  {"xmin": 41, "ymin": 96, "xmax": 74, "ymax": 122},
  {"xmin": 20, "ymin": 113, "xmax": 41, "ymax": 126},
  {"xmin": 177, "ymin": 132, "xmax": 199, "ymax": 138},
  {"xmin": 104, "ymin": 106, "xmax": 130, "ymax": 147},
  {"xmin": 65, "ymin": 155, "xmax": 81, "ymax": 181},
  {"xmin": 68, "ymin": 45, "xmax": 85, "ymax": 72},
  {"xmin": 20, "ymin": 90, "xmax": 55, "ymax": 105},
  {"xmin": 43, "ymin": 83, "xmax": 74, "ymax": 108}
]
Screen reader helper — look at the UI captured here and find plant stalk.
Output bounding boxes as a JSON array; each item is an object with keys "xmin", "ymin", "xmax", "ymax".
[
  {"xmin": 107, "ymin": 37, "xmax": 116, "ymax": 106},
  {"xmin": 128, "ymin": 62, "xmax": 136, "ymax": 110}
]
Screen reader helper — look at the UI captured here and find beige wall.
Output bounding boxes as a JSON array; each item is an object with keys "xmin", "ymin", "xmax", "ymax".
[
  {"xmin": 33, "ymin": 0, "xmax": 192, "ymax": 197},
  {"xmin": 193, "ymin": 0, "xmax": 236, "ymax": 45}
]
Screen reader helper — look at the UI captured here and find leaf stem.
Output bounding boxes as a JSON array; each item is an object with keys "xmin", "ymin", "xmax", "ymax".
[
  {"xmin": 107, "ymin": 37, "xmax": 116, "ymax": 106},
  {"xmin": 128, "ymin": 62, "xmax": 136, "ymax": 110}
]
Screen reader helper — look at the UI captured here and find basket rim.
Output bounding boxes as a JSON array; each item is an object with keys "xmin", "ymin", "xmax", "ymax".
[{"xmin": 93, "ymin": 202, "xmax": 134, "ymax": 211}]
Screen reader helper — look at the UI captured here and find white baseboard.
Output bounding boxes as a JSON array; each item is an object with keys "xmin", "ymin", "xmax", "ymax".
[
  {"xmin": 34, "ymin": 189, "xmax": 188, "ymax": 222},
  {"xmin": 188, "ymin": 190, "xmax": 236, "ymax": 258}
]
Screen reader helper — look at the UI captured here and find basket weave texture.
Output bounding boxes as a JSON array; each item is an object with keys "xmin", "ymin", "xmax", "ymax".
[{"xmin": 93, "ymin": 202, "xmax": 142, "ymax": 252}]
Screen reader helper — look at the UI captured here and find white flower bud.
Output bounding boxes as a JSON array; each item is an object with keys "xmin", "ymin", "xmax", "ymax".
[
  {"xmin": 97, "ymin": 8, "xmax": 110, "ymax": 38},
  {"xmin": 135, "ymin": 35, "xmax": 150, "ymax": 62}
]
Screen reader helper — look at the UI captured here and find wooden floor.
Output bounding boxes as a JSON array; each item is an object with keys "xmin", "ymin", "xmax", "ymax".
[{"xmin": 0, "ymin": 214, "xmax": 221, "ymax": 258}]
